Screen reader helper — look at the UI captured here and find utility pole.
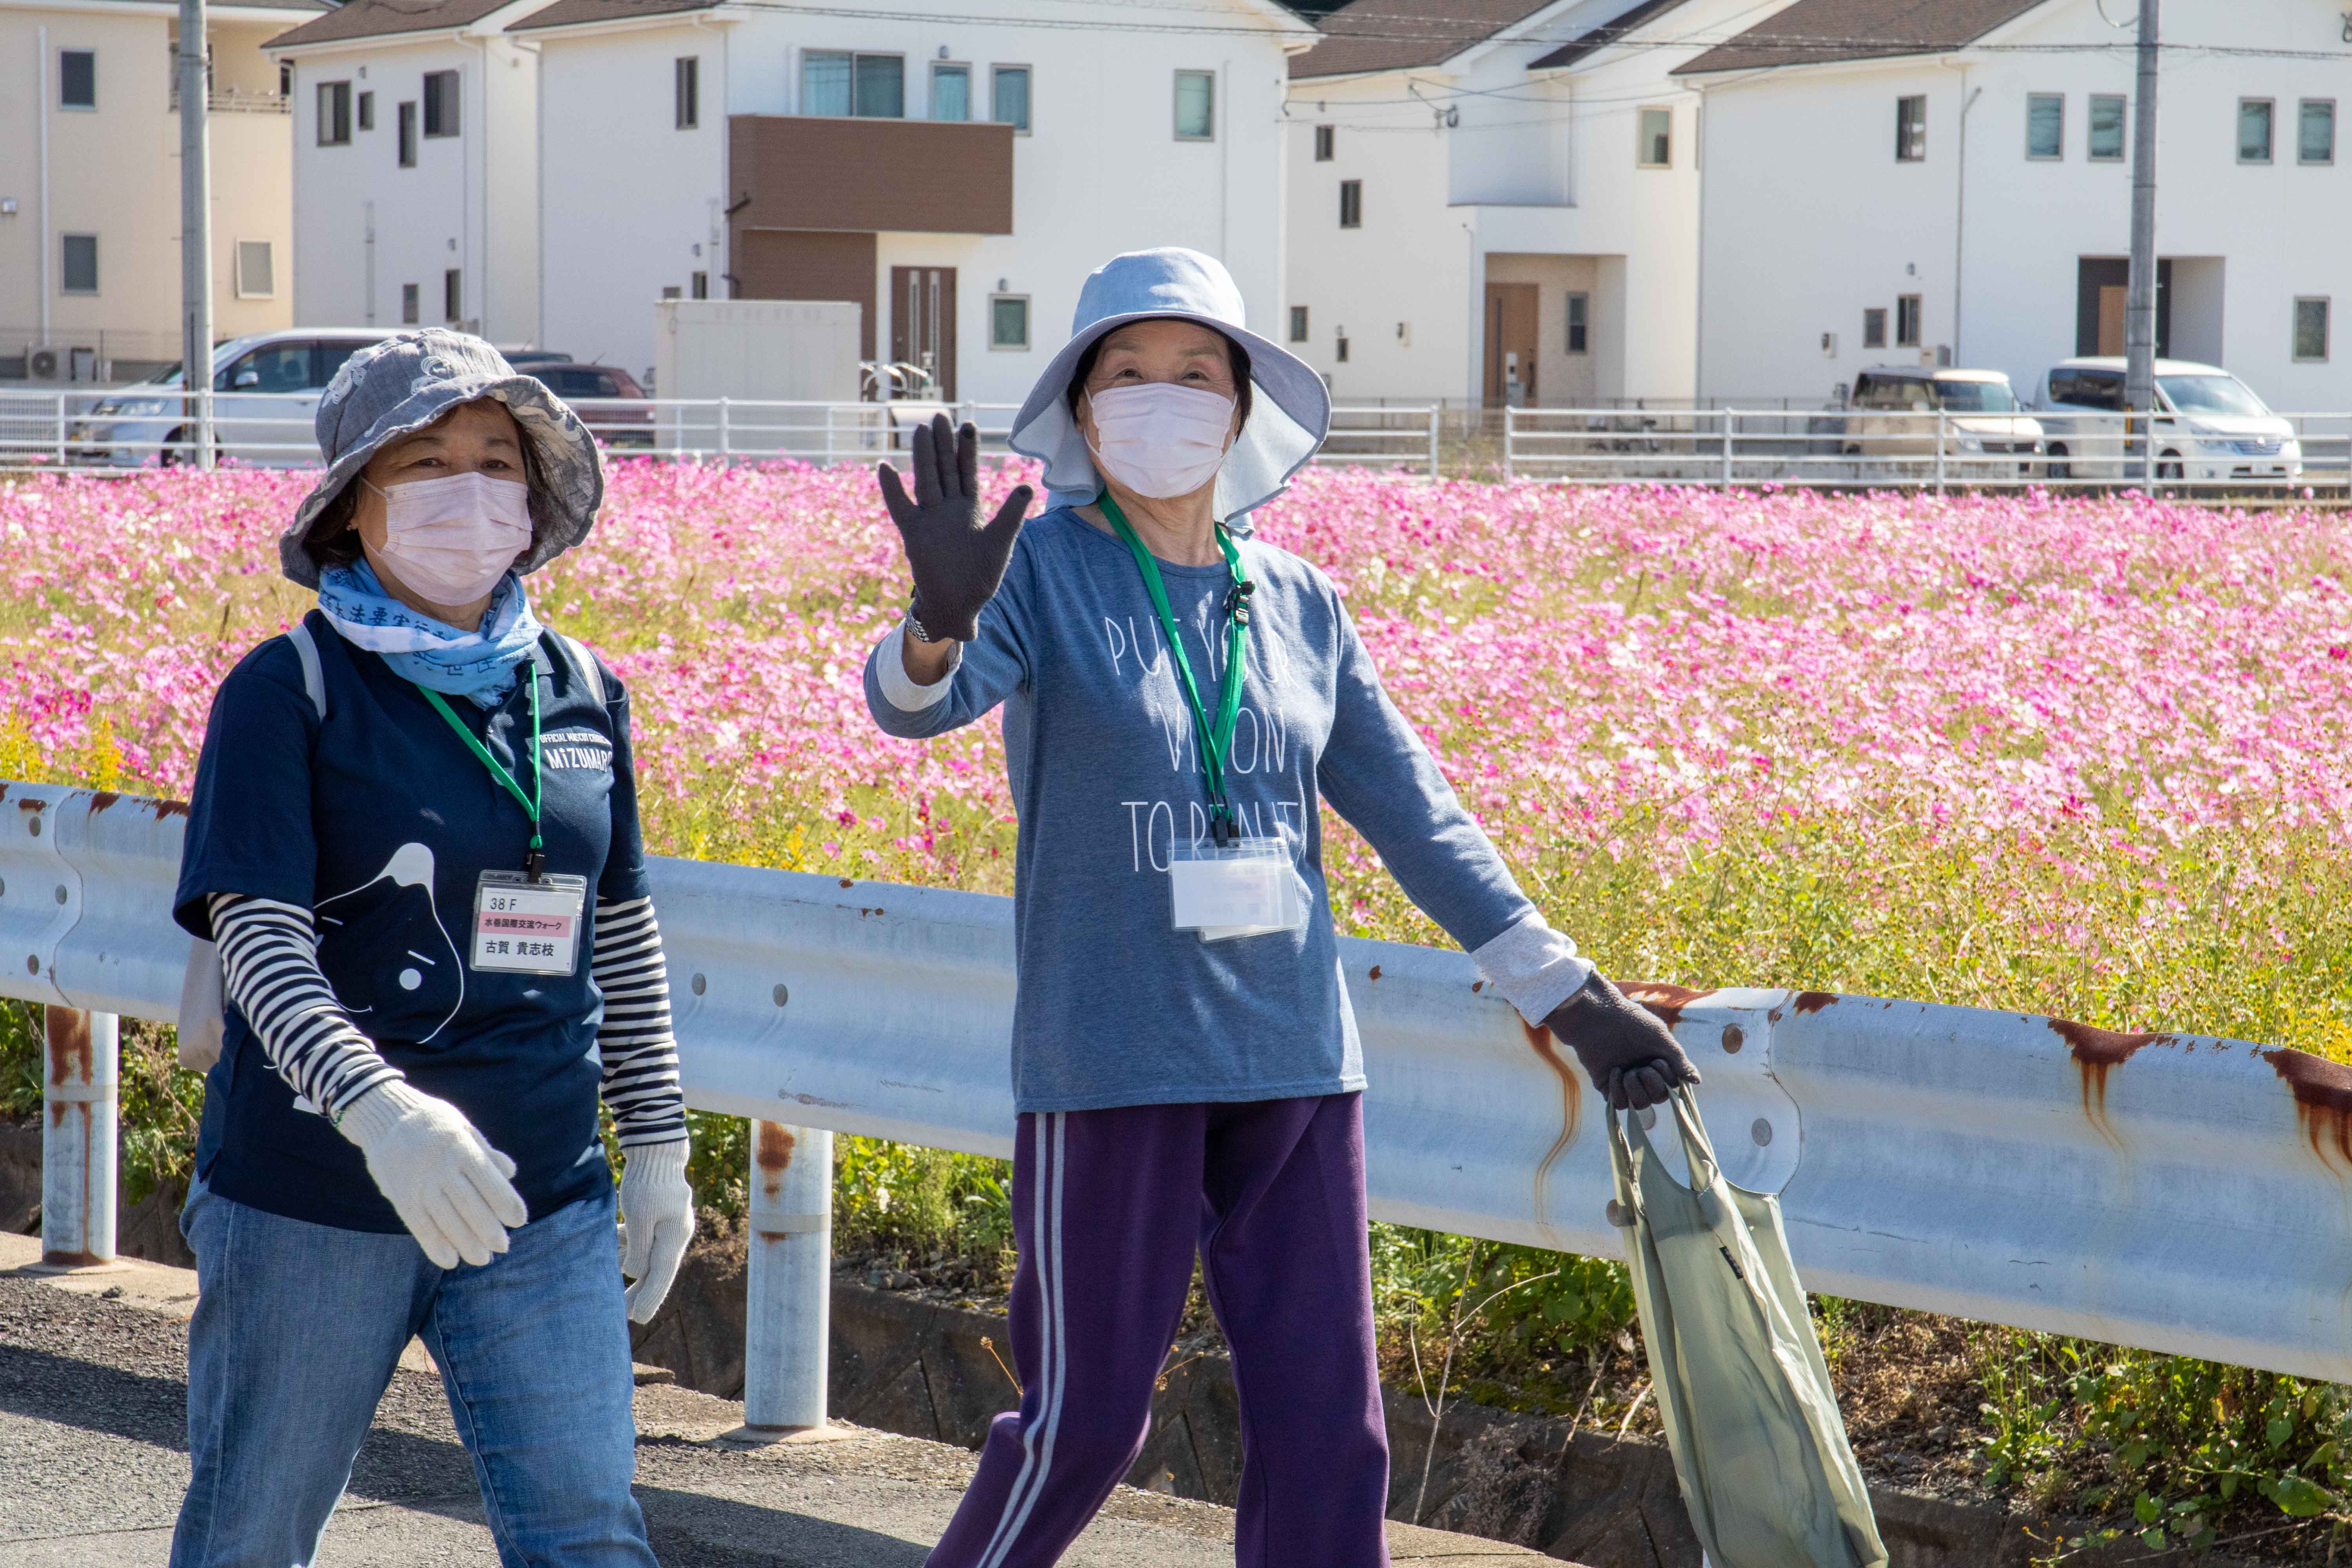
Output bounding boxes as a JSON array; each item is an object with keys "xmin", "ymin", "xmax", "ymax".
[
  {"xmin": 178, "ymin": 0, "xmax": 212, "ymax": 470},
  {"xmin": 2125, "ymin": 0, "xmax": 2160, "ymax": 479}
]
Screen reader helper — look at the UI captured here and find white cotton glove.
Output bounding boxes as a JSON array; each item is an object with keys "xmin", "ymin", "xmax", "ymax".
[
  {"xmin": 618, "ymin": 1139, "xmax": 696, "ymax": 1325},
  {"xmin": 336, "ymin": 1080, "xmax": 530, "ymax": 1269}
]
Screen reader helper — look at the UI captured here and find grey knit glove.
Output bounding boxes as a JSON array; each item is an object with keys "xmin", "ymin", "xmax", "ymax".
[
  {"xmin": 877, "ymin": 414, "xmax": 1032, "ymax": 643},
  {"xmin": 1543, "ymin": 973, "xmax": 1702, "ymax": 1112}
]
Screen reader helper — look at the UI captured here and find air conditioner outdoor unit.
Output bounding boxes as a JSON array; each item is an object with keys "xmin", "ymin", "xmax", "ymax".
[{"xmin": 28, "ymin": 346, "xmax": 62, "ymax": 381}]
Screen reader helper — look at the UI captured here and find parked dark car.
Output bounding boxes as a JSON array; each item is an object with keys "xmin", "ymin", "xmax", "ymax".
[{"xmin": 530, "ymin": 363, "xmax": 655, "ymax": 449}]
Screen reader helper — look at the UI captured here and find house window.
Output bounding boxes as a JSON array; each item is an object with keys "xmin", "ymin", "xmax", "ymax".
[
  {"xmin": 357, "ymin": 91, "xmax": 374, "ymax": 131},
  {"xmin": 991, "ymin": 294, "xmax": 1030, "ymax": 350},
  {"xmin": 444, "ymin": 268, "xmax": 462, "ymax": 324},
  {"xmin": 59, "ymin": 48, "xmax": 95, "ymax": 109},
  {"xmin": 61, "ymin": 234, "xmax": 98, "ymax": 295},
  {"xmin": 1566, "ymin": 292, "xmax": 1588, "ymax": 354},
  {"xmin": 992, "ymin": 65, "xmax": 1031, "ymax": 132},
  {"xmin": 932, "ymin": 62, "xmax": 969, "ymax": 121},
  {"xmin": 1314, "ymin": 124, "xmax": 1333, "ymax": 161},
  {"xmin": 661, "ymin": 285, "xmax": 682, "ymax": 299},
  {"xmin": 279, "ymin": 62, "xmax": 292, "ymax": 98},
  {"xmin": 317, "ymin": 81, "xmax": 351, "ymax": 145},
  {"xmin": 401, "ymin": 283, "xmax": 419, "ymax": 325},
  {"xmin": 1336, "ymin": 331, "xmax": 1349, "ymax": 363},
  {"xmin": 1338, "ymin": 179, "xmax": 1361, "ymax": 228},
  {"xmin": 397, "ymin": 101, "xmax": 417, "ymax": 166},
  {"xmin": 2089, "ymin": 94, "xmax": 2126, "ymax": 160},
  {"xmin": 2238, "ymin": 98, "xmax": 2273, "ymax": 163},
  {"xmin": 1896, "ymin": 95, "xmax": 1927, "ymax": 161},
  {"xmin": 1896, "ymin": 294, "xmax": 1922, "ymax": 348},
  {"xmin": 1174, "ymin": 69, "xmax": 1214, "ymax": 140},
  {"xmin": 675, "ymin": 56, "xmax": 699, "ymax": 129},
  {"xmin": 423, "ymin": 69, "xmax": 459, "ymax": 137},
  {"xmin": 234, "ymin": 240, "xmax": 274, "ymax": 298},
  {"xmin": 1637, "ymin": 106, "xmax": 1671, "ymax": 167},
  {"xmin": 1288, "ymin": 305, "xmax": 1308, "ymax": 343},
  {"xmin": 2026, "ymin": 93, "xmax": 2063, "ymax": 159},
  {"xmin": 2295, "ymin": 297, "xmax": 2331, "ymax": 362},
  {"xmin": 1863, "ymin": 307, "xmax": 1887, "ymax": 349},
  {"xmin": 2299, "ymin": 100, "xmax": 2335, "ymax": 165},
  {"xmin": 691, "ymin": 270, "xmax": 708, "ymax": 299}
]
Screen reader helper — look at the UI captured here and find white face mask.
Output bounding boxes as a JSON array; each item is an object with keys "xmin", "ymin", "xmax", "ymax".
[
  {"xmin": 364, "ymin": 470, "xmax": 533, "ymax": 605},
  {"xmin": 1083, "ymin": 381, "xmax": 1237, "ymax": 500}
]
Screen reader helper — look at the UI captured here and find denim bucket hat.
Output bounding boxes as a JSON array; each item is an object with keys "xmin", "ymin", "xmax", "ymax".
[
  {"xmin": 278, "ymin": 328, "xmax": 605, "ymax": 588},
  {"xmin": 1008, "ymin": 248, "xmax": 1330, "ymax": 532}
]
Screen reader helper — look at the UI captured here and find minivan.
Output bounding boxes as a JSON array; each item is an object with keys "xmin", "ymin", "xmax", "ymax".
[{"xmin": 2034, "ymin": 357, "xmax": 2302, "ymax": 484}]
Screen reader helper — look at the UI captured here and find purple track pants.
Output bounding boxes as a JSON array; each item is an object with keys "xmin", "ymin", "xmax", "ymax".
[{"xmin": 925, "ymin": 1092, "xmax": 1392, "ymax": 1568}]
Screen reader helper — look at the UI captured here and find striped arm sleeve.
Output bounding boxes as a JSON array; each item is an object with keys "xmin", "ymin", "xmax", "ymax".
[
  {"xmin": 207, "ymin": 892, "xmax": 403, "ymax": 1118},
  {"xmin": 593, "ymin": 896, "xmax": 686, "ymax": 1148}
]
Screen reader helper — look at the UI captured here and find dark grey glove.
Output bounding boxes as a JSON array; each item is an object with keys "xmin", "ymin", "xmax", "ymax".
[
  {"xmin": 877, "ymin": 414, "xmax": 1032, "ymax": 644},
  {"xmin": 1543, "ymin": 972, "xmax": 1701, "ymax": 1112}
]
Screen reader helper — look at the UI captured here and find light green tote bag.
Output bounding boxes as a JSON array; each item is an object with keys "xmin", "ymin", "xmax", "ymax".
[{"xmin": 1609, "ymin": 1087, "xmax": 1887, "ymax": 1568}]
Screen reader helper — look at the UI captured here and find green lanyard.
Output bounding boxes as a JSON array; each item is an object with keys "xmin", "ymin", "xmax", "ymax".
[
  {"xmin": 419, "ymin": 671, "xmax": 547, "ymax": 879},
  {"xmin": 1099, "ymin": 491, "xmax": 1254, "ymax": 845}
]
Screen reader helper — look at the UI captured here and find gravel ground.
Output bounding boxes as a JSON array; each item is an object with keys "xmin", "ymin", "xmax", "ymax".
[{"xmin": 0, "ymin": 1273, "xmax": 1550, "ymax": 1566}]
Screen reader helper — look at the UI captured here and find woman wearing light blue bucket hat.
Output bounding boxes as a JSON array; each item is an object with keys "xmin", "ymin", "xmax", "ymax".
[{"xmin": 864, "ymin": 249, "xmax": 1698, "ymax": 1566}]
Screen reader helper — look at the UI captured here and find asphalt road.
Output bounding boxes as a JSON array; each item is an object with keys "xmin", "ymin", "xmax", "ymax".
[{"xmin": 0, "ymin": 1248, "xmax": 1552, "ymax": 1567}]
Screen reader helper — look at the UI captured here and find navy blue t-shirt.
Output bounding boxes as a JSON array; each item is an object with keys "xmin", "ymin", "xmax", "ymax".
[{"xmin": 175, "ymin": 611, "xmax": 652, "ymax": 1233}]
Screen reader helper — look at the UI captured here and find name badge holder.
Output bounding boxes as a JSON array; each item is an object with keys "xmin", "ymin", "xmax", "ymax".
[
  {"xmin": 1170, "ymin": 835, "xmax": 1309, "ymax": 943},
  {"xmin": 1100, "ymin": 492, "xmax": 1308, "ymax": 945},
  {"xmin": 414, "ymin": 654, "xmax": 587, "ymax": 977}
]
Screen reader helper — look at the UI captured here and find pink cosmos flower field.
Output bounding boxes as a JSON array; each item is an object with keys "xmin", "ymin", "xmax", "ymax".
[{"xmin": 3, "ymin": 463, "xmax": 2346, "ymax": 1039}]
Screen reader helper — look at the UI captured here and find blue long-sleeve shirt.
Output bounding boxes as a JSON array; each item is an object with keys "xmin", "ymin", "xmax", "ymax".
[{"xmin": 864, "ymin": 505, "xmax": 1589, "ymax": 1113}]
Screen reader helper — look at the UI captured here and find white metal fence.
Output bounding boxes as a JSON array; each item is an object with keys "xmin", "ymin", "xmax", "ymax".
[
  {"xmin": 9, "ymin": 780, "xmax": 2352, "ymax": 1437},
  {"xmin": 0, "ymin": 390, "xmax": 1445, "ymax": 478},
  {"xmin": 1504, "ymin": 405, "xmax": 2352, "ymax": 494}
]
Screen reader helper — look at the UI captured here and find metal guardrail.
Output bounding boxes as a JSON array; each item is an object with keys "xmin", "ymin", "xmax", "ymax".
[
  {"xmin": 1504, "ymin": 406, "xmax": 2352, "ymax": 494},
  {"xmin": 0, "ymin": 390, "xmax": 1445, "ymax": 477},
  {"xmin": 9, "ymin": 780, "xmax": 2352, "ymax": 1412}
]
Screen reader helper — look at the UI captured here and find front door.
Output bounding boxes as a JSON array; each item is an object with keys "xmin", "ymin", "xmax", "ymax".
[
  {"xmin": 1483, "ymin": 283, "xmax": 1538, "ymax": 407},
  {"xmin": 890, "ymin": 266, "xmax": 957, "ymax": 400}
]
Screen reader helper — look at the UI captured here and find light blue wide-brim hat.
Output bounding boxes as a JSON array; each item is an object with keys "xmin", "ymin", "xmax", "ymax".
[
  {"xmin": 1008, "ymin": 247, "xmax": 1330, "ymax": 533},
  {"xmin": 278, "ymin": 328, "xmax": 604, "ymax": 588}
]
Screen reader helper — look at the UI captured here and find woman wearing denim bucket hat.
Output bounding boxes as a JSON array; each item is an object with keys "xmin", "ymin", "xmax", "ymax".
[
  {"xmin": 166, "ymin": 329, "xmax": 689, "ymax": 1567},
  {"xmin": 864, "ymin": 248, "xmax": 1697, "ymax": 1566}
]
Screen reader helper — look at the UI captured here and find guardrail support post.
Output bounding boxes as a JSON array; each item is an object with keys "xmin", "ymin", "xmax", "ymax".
[
  {"xmin": 40, "ymin": 1006, "xmax": 117, "ymax": 1269},
  {"xmin": 717, "ymin": 397, "xmax": 731, "ymax": 466},
  {"xmin": 1502, "ymin": 405, "xmax": 1515, "ymax": 480},
  {"xmin": 1935, "ymin": 410, "xmax": 1948, "ymax": 494},
  {"xmin": 1720, "ymin": 409, "xmax": 1735, "ymax": 489},
  {"xmin": 742, "ymin": 1120, "xmax": 831, "ymax": 1435}
]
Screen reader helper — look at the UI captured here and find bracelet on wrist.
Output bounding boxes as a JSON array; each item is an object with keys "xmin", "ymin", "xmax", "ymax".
[{"xmin": 905, "ymin": 607, "xmax": 944, "ymax": 644}]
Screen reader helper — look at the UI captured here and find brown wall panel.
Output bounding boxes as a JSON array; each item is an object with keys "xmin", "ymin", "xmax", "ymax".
[
  {"xmin": 733, "ymin": 230, "xmax": 878, "ymax": 359},
  {"xmin": 729, "ymin": 115, "xmax": 1014, "ymax": 236}
]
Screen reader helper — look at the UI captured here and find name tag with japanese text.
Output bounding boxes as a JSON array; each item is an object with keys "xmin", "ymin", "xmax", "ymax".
[{"xmin": 471, "ymin": 871, "xmax": 587, "ymax": 976}]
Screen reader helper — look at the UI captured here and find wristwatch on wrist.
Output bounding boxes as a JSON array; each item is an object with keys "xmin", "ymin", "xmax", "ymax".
[{"xmin": 905, "ymin": 606, "xmax": 944, "ymax": 644}]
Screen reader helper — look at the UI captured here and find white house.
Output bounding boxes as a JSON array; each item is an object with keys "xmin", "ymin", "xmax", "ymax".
[
  {"xmin": 2, "ymin": 0, "xmax": 322, "ymax": 382},
  {"xmin": 1284, "ymin": 0, "xmax": 1796, "ymax": 408},
  {"xmin": 1685, "ymin": 0, "xmax": 2351, "ymax": 410},
  {"xmin": 265, "ymin": 0, "xmax": 549, "ymax": 345},
  {"xmin": 508, "ymin": 0, "xmax": 1312, "ymax": 401}
]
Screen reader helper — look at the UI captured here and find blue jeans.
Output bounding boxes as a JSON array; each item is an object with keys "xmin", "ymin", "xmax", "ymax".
[{"xmin": 169, "ymin": 1176, "xmax": 657, "ymax": 1568}]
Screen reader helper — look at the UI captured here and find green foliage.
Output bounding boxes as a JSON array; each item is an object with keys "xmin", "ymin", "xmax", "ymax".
[
  {"xmin": 831, "ymin": 1136, "xmax": 1013, "ymax": 1269},
  {"xmin": 1976, "ymin": 1329, "xmax": 2352, "ymax": 1553}
]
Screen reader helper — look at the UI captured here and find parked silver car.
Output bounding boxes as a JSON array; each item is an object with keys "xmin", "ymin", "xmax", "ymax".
[
  {"xmin": 68, "ymin": 329, "xmax": 400, "ymax": 467},
  {"xmin": 2034, "ymin": 357, "xmax": 2303, "ymax": 484}
]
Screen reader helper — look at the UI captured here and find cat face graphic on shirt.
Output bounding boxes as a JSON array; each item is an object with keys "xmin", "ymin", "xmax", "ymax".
[{"xmin": 314, "ymin": 841, "xmax": 465, "ymax": 1045}]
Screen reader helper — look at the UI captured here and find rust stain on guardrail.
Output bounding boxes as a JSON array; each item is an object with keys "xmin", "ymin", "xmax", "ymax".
[
  {"xmin": 2258, "ymin": 1047, "xmax": 2352, "ymax": 1175},
  {"xmin": 1520, "ymin": 1021, "xmax": 1581, "ymax": 1230},
  {"xmin": 2051, "ymin": 1018, "xmax": 2172, "ymax": 1153},
  {"xmin": 1619, "ymin": 980, "xmax": 1705, "ymax": 1029},
  {"xmin": 1793, "ymin": 991, "xmax": 1837, "ymax": 1015}
]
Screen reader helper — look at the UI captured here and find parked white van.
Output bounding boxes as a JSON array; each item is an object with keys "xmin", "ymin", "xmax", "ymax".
[
  {"xmin": 2034, "ymin": 358, "xmax": 2303, "ymax": 485},
  {"xmin": 68, "ymin": 329, "xmax": 400, "ymax": 468}
]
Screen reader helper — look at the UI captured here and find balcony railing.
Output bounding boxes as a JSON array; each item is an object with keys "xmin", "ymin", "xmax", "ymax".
[{"xmin": 166, "ymin": 87, "xmax": 291, "ymax": 114}]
